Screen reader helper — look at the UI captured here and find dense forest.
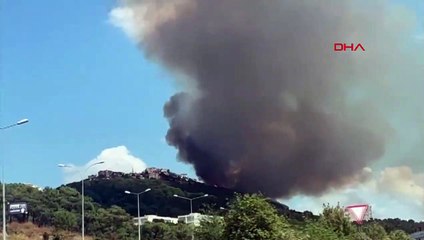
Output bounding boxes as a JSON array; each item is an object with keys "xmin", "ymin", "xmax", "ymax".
[{"xmin": 0, "ymin": 177, "xmax": 422, "ymax": 239}]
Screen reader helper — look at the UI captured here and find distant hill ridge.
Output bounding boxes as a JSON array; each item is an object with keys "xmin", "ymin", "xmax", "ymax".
[
  {"xmin": 73, "ymin": 167, "xmax": 310, "ymax": 219},
  {"xmin": 66, "ymin": 167, "xmax": 424, "ymax": 234}
]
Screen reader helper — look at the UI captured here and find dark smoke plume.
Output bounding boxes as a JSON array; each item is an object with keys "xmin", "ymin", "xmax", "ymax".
[{"xmin": 112, "ymin": 0, "xmax": 421, "ymax": 197}]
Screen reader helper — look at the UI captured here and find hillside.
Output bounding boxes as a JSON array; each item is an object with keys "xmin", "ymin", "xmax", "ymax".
[
  {"xmin": 65, "ymin": 168, "xmax": 423, "ymax": 234},
  {"xmin": 66, "ymin": 168, "xmax": 309, "ymax": 220},
  {"xmin": 1, "ymin": 176, "xmax": 422, "ymax": 239}
]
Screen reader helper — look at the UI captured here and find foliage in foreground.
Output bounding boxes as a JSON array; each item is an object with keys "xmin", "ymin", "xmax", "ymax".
[
  {"xmin": 193, "ymin": 194, "xmax": 413, "ymax": 240},
  {"xmin": 3, "ymin": 184, "xmax": 415, "ymax": 240},
  {"xmin": 4, "ymin": 184, "xmax": 136, "ymax": 240}
]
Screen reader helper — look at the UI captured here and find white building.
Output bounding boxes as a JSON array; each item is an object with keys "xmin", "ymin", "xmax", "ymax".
[
  {"xmin": 134, "ymin": 213, "xmax": 220, "ymax": 227},
  {"xmin": 411, "ymin": 231, "xmax": 424, "ymax": 240},
  {"xmin": 177, "ymin": 213, "xmax": 217, "ymax": 226},
  {"xmin": 133, "ymin": 215, "xmax": 178, "ymax": 226}
]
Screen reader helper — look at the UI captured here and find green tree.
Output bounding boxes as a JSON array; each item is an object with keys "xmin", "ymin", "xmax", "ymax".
[
  {"xmin": 388, "ymin": 230, "xmax": 413, "ymax": 240},
  {"xmin": 302, "ymin": 220, "xmax": 342, "ymax": 240},
  {"xmin": 321, "ymin": 203, "xmax": 356, "ymax": 237},
  {"xmin": 141, "ymin": 222, "xmax": 171, "ymax": 240},
  {"xmin": 52, "ymin": 209, "xmax": 78, "ymax": 231},
  {"xmin": 165, "ymin": 223, "xmax": 192, "ymax": 240},
  {"xmin": 348, "ymin": 231, "xmax": 371, "ymax": 240},
  {"xmin": 88, "ymin": 205, "xmax": 136, "ymax": 240},
  {"xmin": 223, "ymin": 194, "xmax": 290, "ymax": 240},
  {"xmin": 363, "ymin": 223, "xmax": 390, "ymax": 240},
  {"xmin": 195, "ymin": 216, "xmax": 225, "ymax": 240}
]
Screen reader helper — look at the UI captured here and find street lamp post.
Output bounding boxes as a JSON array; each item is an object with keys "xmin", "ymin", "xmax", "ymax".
[
  {"xmin": 1, "ymin": 118, "xmax": 29, "ymax": 240},
  {"xmin": 58, "ymin": 161, "xmax": 104, "ymax": 240},
  {"xmin": 173, "ymin": 194, "xmax": 209, "ymax": 240},
  {"xmin": 124, "ymin": 188, "xmax": 151, "ymax": 240},
  {"xmin": 173, "ymin": 194, "xmax": 209, "ymax": 214}
]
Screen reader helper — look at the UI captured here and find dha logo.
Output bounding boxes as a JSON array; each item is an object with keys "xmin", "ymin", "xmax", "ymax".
[{"xmin": 334, "ymin": 43, "xmax": 365, "ymax": 52}]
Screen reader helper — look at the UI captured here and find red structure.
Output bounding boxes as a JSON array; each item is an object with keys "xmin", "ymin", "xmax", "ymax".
[{"xmin": 345, "ymin": 204, "xmax": 371, "ymax": 224}]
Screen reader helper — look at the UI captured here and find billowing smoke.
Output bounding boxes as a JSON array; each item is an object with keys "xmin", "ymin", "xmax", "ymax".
[{"xmin": 111, "ymin": 0, "xmax": 423, "ymax": 198}]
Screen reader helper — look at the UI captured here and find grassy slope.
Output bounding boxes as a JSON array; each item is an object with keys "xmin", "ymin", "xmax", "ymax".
[{"xmin": 1, "ymin": 222, "xmax": 93, "ymax": 240}]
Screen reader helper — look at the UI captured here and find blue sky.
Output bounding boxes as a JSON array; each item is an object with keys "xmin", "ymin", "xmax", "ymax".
[
  {"xmin": 0, "ymin": 0, "xmax": 194, "ymax": 187},
  {"xmin": 1, "ymin": 0, "xmax": 424, "ymax": 220}
]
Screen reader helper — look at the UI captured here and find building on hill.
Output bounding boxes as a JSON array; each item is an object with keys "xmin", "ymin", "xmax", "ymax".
[
  {"xmin": 128, "ymin": 172, "xmax": 144, "ymax": 179},
  {"xmin": 98, "ymin": 170, "xmax": 124, "ymax": 179},
  {"xmin": 90, "ymin": 167, "xmax": 198, "ymax": 183},
  {"xmin": 98, "ymin": 170, "xmax": 113, "ymax": 179},
  {"xmin": 111, "ymin": 171, "xmax": 124, "ymax": 178},
  {"xmin": 88, "ymin": 174, "xmax": 97, "ymax": 181},
  {"xmin": 144, "ymin": 167, "xmax": 162, "ymax": 179}
]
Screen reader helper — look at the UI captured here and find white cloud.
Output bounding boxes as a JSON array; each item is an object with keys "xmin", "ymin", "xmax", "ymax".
[
  {"xmin": 61, "ymin": 146, "xmax": 147, "ymax": 183},
  {"xmin": 280, "ymin": 166, "xmax": 424, "ymax": 221},
  {"xmin": 377, "ymin": 166, "xmax": 424, "ymax": 205},
  {"xmin": 109, "ymin": 6, "xmax": 141, "ymax": 41},
  {"xmin": 108, "ymin": 0, "xmax": 193, "ymax": 42}
]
